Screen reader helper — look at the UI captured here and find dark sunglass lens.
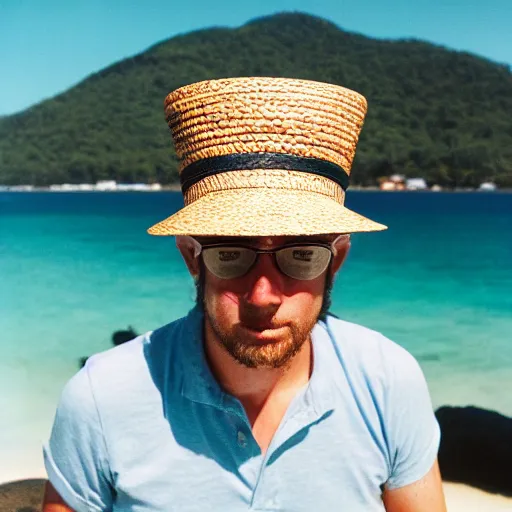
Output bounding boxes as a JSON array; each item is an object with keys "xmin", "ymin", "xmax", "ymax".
[
  {"xmin": 276, "ymin": 246, "xmax": 331, "ymax": 280},
  {"xmin": 202, "ymin": 247, "xmax": 257, "ymax": 279}
]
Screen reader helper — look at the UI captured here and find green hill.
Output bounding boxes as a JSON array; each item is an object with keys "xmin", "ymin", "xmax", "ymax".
[{"xmin": 1, "ymin": 12, "xmax": 511, "ymax": 188}]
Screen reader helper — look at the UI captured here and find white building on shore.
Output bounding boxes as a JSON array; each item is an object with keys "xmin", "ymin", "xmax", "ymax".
[
  {"xmin": 95, "ymin": 180, "xmax": 118, "ymax": 191},
  {"xmin": 3, "ymin": 181, "xmax": 163, "ymax": 192},
  {"xmin": 478, "ymin": 182, "xmax": 497, "ymax": 191},
  {"xmin": 406, "ymin": 178, "xmax": 428, "ymax": 191}
]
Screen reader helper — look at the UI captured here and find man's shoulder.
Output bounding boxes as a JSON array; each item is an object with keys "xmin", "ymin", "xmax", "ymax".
[
  {"xmin": 78, "ymin": 313, "xmax": 194, "ymax": 404},
  {"xmin": 323, "ymin": 313, "xmax": 405, "ymax": 353},
  {"xmin": 320, "ymin": 314, "xmax": 421, "ymax": 382},
  {"xmin": 318, "ymin": 315, "xmax": 430, "ymax": 437},
  {"xmin": 87, "ymin": 313, "xmax": 191, "ymax": 369}
]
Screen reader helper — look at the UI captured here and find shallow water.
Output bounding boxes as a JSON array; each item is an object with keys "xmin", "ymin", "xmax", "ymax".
[{"xmin": 1, "ymin": 190, "xmax": 511, "ymax": 480}]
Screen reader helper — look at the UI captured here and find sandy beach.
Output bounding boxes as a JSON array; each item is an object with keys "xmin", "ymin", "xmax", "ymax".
[{"xmin": 443, "ymin": 483, "xmax": 512, "ymax": 512}]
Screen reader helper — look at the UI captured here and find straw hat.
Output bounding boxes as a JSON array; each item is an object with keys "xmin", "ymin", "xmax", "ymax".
[{"xmin": 148, "ymin": 77, "xmax": 387, "ymax": 236}]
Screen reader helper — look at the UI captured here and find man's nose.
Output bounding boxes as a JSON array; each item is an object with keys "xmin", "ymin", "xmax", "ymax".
[{"xmin": 245, "ymin": 254, "xmax": 284, "ymax": 307}]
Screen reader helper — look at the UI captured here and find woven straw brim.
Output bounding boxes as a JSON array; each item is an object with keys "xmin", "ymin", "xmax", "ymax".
[{"xmin": 147, "ymin": 189, "xmax": 387, "ymax": 237}]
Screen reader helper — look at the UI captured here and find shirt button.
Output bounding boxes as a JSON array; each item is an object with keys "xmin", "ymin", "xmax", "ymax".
[{"xmin": 237, "ymin": 430, "xmax": 248, "ymax": 448}]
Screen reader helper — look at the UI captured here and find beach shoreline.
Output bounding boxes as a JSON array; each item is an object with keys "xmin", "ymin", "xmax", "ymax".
[{"xmin": 2, "ymin": 186, "xmax": 512, "ymax": 193}]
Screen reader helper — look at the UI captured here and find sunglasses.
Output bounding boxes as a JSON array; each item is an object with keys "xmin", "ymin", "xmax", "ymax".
[{"xmin": 199, "ymin": 242, "xmax": 334, "ymax": 281}]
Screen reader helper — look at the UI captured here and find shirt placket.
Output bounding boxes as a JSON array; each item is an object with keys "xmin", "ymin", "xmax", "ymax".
[
  {"xmin": 249, "ymin": 401, "xmax": 332, "ymax": 511},
  {"xmin": 222, "ymin": 395, "xmax": 265, "ymax": 494}
]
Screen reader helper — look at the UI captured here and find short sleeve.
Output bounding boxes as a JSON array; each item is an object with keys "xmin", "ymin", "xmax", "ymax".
[
  {"xmin": 383, "ymin": 341, "xmax": 441, "ymax": 490},
  {"xmin": 43, "ymin": 364, "xmax": 114, "ymax": 512}
]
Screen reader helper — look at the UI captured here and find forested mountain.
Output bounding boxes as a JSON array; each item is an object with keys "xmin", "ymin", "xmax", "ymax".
[{"xmin": 1, "ymin": 12, "xmax": 511, "ymax": 187}]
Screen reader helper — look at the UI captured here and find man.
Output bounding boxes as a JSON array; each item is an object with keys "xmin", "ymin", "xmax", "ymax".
[{"xmin": 43, "ymin": 77, "xmax": 446, "ymax": 511}]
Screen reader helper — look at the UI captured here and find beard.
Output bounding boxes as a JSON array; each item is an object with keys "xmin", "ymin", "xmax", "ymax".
[
  {"xmin": 205, "ymin": 308, "xmax": 314, "ymax": 369},
  {"xmin": 196, "ymin": 261, "xmax": 334, "ymax": 369}
]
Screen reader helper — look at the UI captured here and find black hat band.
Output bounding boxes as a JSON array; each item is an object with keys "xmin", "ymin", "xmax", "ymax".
[{"xmin": 180, "ymin": 153, "xmax": 349, "ymax": 195}]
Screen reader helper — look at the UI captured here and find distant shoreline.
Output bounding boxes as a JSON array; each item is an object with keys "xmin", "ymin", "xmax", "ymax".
[{"xmin": 2, "ymin": 186, "xmax": 511, "ymax": 193}]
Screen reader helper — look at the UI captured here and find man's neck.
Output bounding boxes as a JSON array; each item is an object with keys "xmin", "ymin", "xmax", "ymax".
[{"xmin": 203, "ymin": 320, "xmax": 313, "ymax": 423}]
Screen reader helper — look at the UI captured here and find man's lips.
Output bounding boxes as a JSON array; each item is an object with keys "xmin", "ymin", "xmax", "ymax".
[
  {"xmin": 240, "ymin": 322, "xmax": 289, "ymax": 341},
  {"xmin": 242, "ymin": 321, "xmax": 285, "ymax": 332}
]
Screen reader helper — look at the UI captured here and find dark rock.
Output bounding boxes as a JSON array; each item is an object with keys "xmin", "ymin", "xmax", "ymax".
[
  {"xmin": 112, "ymin": 326, "xmax": 138, "ymax": 346},
  {"xmin": 0, "ymin": 479, "xmax": 46, "ymax": 512},
  {"xmin": 436, "ymin": 405, "xmax": 512, "ymax": 496},
  {"xmin": 80, "ymin": 326, "xmax": 139, "ymax": 367}
]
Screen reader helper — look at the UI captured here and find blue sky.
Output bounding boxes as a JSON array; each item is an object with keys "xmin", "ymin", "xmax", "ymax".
[{"xmin": 1, "ymin": 0, "xmax": 510, "ymax": 116}]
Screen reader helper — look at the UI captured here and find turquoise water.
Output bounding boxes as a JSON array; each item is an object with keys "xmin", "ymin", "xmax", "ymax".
[{"xmin": 1, "ymin": 191, "xmax": 511, "ymax": 480}]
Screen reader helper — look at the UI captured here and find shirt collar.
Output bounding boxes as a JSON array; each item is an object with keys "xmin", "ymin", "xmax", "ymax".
[{"xmin": 180, "ymin": 306, "xmax": 226, "ymax": 409}]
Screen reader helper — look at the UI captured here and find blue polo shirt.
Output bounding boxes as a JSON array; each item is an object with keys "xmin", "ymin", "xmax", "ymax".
[{"xmin": 44, "ymin": 307, "xmax": 440, "ymax": 511}]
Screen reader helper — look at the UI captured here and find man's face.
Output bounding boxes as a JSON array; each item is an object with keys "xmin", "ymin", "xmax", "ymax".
[{"xmin": 179, "ymin": 236, "xmax": 349, "ymax": 369}]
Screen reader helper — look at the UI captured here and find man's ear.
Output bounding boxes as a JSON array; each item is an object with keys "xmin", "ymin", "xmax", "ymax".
[
  {"xmin": 176, "ymin": 236, "xmax": 201, "ymax": 279},
  {"xmin": 330, "ymin": 235, "xmax": 351, "ymax": 276}
]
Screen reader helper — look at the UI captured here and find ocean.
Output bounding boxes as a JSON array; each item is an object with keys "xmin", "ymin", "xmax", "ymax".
[{"xmin": 1, "ymin": 190, "xmax": 511, "ymax": 481}]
